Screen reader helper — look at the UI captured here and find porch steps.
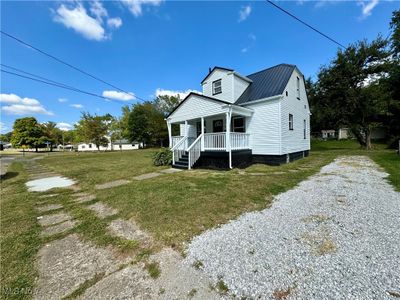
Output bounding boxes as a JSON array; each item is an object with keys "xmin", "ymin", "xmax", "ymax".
[{"xmin": 172, "ymin": 152, "xmax": 189, "ymax": 169}]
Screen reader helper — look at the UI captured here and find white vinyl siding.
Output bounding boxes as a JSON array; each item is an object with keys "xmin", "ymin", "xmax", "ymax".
[
  {"xmin": 168, "ymin": 94, "xmax": 226, "ymax": 123},
  {"xmin": 202, "ymin": 70, "xmax": 250, "ymax": 103},
  {"xmin": 280, "ymin": 69, "xmax": 310, "ymax": 154},
  {"xmin": 245, "ymin": 98, "xmax": 282, "ymax": 155}
]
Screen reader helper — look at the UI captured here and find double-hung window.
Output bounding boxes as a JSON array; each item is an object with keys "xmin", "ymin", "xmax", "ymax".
[
  {"xmin": 232, "ymin": 117, "xmax": 245, "ymax": 133},
  {"xmin": 296, "ymin": 76, "xmax": 300, "ymax": 99},
  {"xmin": 212, "ymin": 79, "xmax": 222, "ymax": 95},
  {"xmin": 303, "ymin": 119, "xmax": 306, "ymax": 139},
  {"xmin": 289, "ymin": 114, "xmax": 294, "ymax": 130}
]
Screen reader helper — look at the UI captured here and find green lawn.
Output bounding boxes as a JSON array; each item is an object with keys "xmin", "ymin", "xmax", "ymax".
[{"xmin": 1, "ymin": 142, "xmax": 399, "ymax": 299}]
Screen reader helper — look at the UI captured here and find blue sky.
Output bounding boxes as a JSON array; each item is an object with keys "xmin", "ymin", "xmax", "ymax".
[{"xmin": 1, "ymin": 0, "xmax": 398, "ymax": 133}]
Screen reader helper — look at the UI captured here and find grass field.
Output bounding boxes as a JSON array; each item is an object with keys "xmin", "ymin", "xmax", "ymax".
[{"xmin": 1, "ymin": 141, "xmax": 399, "ymax": 299}]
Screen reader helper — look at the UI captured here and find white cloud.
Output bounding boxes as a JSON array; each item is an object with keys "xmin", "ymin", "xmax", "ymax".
[
  {"xmin": 58, "ymin": 98, "xmax": 68, "ymax": 103},
  {"xmin": 56, "ymin": 122, "xmax": 73, "ymax": 131},
  {"xmin": 53, "ymin": 2, "xmax": 123, "ymax": 41},
  {"xmin": 107, "ymin": 17, "xmax": 122, "ymax": 28},
  {"xmin": 241, "ymin": 47, "xmax": 248, "ymax": 53},
  {"xmin": 241, "ymin": 33, "xmax": 256, "ymax": 54},
  {"xmin": 70, "ymin": 104, "xmax": 84, "ymax": 108},
  {"xmin": 103, "ymin": 90, "xmax": 135, "ymax": 101},
  {"xmin": 54, "ymin": 3, "xmax": 107, "ymax": 41},
  {"xmin": 120, "ymin": 0, "xmax": 163, "ymax": 17},
  {"xmin": 155, "ymin": 88, "xmax": 201, "ymax": 99},
  {"xmin": 90, "ymin": 0, "xmax": 108, "ymax": 21},
  {"xmin": 0, "ymin": 122, "xmax": 9, "ymax": 133},
  {"xmin": 0, "ymin": 93, "xmax": 53, "ymax": 116},
  {"xmin": 358, "ymin": 0, "xmax": 379, "ymax": 19},
  {"xmin": 238, "ymin": 5, "xmax": 251, "ymax": 22}
]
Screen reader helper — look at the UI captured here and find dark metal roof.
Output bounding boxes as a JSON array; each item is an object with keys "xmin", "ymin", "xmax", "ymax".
[
  {"xmin": 200, "ymin": 66, "xmax": 234, "ymax": 84},
  {"xmin": 235, "ymin": 64, "xmax": 296, "ymax": 105}
]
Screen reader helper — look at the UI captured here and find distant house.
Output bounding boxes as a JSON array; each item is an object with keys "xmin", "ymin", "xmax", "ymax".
[
  {"xmin": 321, "ymin": 130, "xmax": 336, "ymax": 140},
  {"xmin": 166, "ymin": 64, "xmax": 311, "ymax": 169},
  {"xmin": 77, "ymin": 139, "xmax": 140, "ymax": 151},
  {"xmin": 338, "ymin": 128, "xmax": 349, "ymax": 140}
]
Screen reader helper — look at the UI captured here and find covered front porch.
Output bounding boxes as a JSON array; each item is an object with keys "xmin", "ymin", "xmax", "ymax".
[{"xmin": 167, "ymin": 105, "xmax": 253, "ymax": 169}]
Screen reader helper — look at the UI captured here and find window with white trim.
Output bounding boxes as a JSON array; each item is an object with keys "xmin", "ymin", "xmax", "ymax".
[
  {"xmin": 232, "ymin": 117, "xmax": 245, "ymax": 133},
  {"xmin": 304, "ymin": 119, "xmax": 306, "ymax": 139},
  {"xmin": 212, "ymin": 79, "xmax": 222, "ymax": 95},
  {"xmin": 289, "ymin": 114, "xmax": 293, "ymax": 130},
  {"xmin": 296, "ymin": 76, "xmax": 300, "ymax": 99}
]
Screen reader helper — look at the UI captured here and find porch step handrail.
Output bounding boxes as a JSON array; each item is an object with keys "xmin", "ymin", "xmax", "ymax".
[
  {"xmin": 171, "ymin": 136, "xmax": 187, "ymax": 165},
  {"xmin": 171, "ymin": 136, "xmax": 183, "ymax": 148},
  {"xmin": 187, "ymin": 134, "xmax": 203, "ymax": 169}
]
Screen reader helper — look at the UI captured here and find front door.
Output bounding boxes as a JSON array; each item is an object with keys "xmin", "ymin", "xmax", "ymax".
[{"xmin": 213, "ymin": 119, "xmax": 223, "ymax": 132}]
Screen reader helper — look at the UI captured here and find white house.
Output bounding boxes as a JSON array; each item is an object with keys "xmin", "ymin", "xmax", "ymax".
[
  {"xmin": 77, "ymin": 139, "xmax": 141, "ymax": 151},
  {"xmin": 166, "ymin": 64, "xmax": 311, "ymax": 169}
]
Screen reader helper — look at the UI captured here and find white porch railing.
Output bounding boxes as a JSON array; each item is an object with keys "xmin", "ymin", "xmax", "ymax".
[
  {"xmin": 171, "ymin": 136, "xmax": 183, "ymax": 148},
  {"xmin": 204, "ymin": 132, "xmax": 250, "ymax": 151},
  {"xmin": 188, "ymin": 134, "xmax": 203, "ymax": 169},
  {"xmin": 204, "ymin": 133, "xmax": 226, "ymax": 151},
  {"xmin": 171, "ymin": 136, "xmax": 187, "ymax": 165},
  {"xmin": 230, "ymin": 133, "xmax": 250, "ymax": 150}
]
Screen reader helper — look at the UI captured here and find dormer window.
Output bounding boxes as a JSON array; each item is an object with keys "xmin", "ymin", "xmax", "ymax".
[{"xmin": 212, "ymin": 79, "xmax": 222, "ymax": 95}]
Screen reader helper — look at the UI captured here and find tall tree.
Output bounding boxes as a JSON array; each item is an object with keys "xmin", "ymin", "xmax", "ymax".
[
  {"xmin": 126, "ymin": 102, "xmax": 168, "ymax": 147},
  {"xmin": 11, "ymin": 117, "xmax": 43, "ymax": 151},
  {"xmin": 154, "ymin": 95, "xmax": 181, "ymax": 117},
  {"xmin": 75, "ymin": 113, "xmax": 109, "ymax": 151},
  {"xmin": 41, "ymin": 121, "xmax": 62, "ymax": 151},
  {"xmin": 315, "ymin": 37, "xmax": 390, "ymax": 149}
]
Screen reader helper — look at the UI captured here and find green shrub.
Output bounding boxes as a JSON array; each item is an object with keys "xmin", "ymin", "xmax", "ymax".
[{"xmin": 153, "ymin": 148, "xmax": 172, "ymax": 166}]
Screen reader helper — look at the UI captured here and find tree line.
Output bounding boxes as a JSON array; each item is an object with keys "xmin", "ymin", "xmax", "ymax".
[
  {"xmin": 307, "ymin": 10, "xmax": 400, "ymax": 149},
  {"xmin": 1, "ymin": 95, "xmax": 180, "ymax": 151}
]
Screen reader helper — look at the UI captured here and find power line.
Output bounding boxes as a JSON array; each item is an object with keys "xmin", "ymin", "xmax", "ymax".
[
  {"xmin": 0, "ymin": 30, "xmax": 147, "ymax": 102},
  {"xmin": 1, "ymin": 69, "xmax": 121, "ymax": 102},
  {"xmin": 266, "ymin": 0, "xmax": 346, "ymax": 49}
]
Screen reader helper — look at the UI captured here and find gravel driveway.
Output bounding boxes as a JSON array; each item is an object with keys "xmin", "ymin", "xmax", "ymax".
[{"xmin": 185, "ymin": 156, "xmax": 400, "ymax": 299}]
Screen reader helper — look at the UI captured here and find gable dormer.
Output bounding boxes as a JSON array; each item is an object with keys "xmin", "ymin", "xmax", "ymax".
[{"xmin": 201, "ymin": 67, "xmax": 252, "ymax": 103}]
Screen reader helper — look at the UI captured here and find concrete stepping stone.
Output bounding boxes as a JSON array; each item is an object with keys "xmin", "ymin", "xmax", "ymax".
[
  {"xmin": 72, "ymin": 192, "xmax": 90, "ymax": 198},
  {"xmin": 159, "ymin": 168, "xmax": 182, "ymax": 174},
  {"xmin": 248, "ymin": 172, "xmax": 266, "ymax": 176},
  {"xmin": 108, "ymin": 219, "xmax": 152, "ymax": 245},
  {"xmin": 95, "ymin": 179, "xmax": 130, "ymax": 190},
  {"xmin": 38, "ymin": 194, "xmax": 59, "ymax": 199},
  {"xmin": 34, "ymin": 234, "xmax": 127, "ymax": 300},
  {"xmin": 38, "ymin": 212, "xmax": 72, "ymax": 227},
  {"xmin": 30, "ymin": 173, "xmax": 59, "ymax": 180},
  {"xmin": 37, "ymin": 204, "xmax": 63, "ymax": 213},
  {"xmin": 133, "ymin": 172, "xmax": 161, "ymax": 181},
  {"xmin": 79, "ymin": 265, "xmax": 153, "ymax": 300},
  {"xmin": 41, "ymin": 220, "xmax": 78, "ymax": 237},
  {"xmin": 74, "ymin": 194, "xmax": 96, "ymax": 203},
  {"xmin": 26, "ymin": 176, "xmax": 75, "ymax": 192},
  {"xmin": 88, "ymin": 202, "xmax": 118, "ymax": 218}
]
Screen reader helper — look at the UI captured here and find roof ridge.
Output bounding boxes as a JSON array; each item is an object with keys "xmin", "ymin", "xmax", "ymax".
[{"xmin": 247, "ymin": 63, "xmax": 296, "ymax": 77}]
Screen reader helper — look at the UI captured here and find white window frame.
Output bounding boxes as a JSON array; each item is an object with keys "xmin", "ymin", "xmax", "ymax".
[
  {"xmin": 296, "ymin": 76, "xmax": 300, "ymax": 99},
  {"xmin": 212, "ymin": 79, "xmax": 222, "ymax": 95},
  {"xmin": 232, "ymin": 116, "xmax": 245, "ymax": 133},
  {"xmin": 289, "ymin": 114, "xmax": 293, "ymax": 131},
  {"xmin": 303, "ymin": 119, "xmax": 306, "ymax": 139}
]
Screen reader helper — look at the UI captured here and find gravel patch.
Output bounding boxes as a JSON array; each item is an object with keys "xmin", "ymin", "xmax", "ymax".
[
  {"xmin": 40, "ymin": 220, "xmax": 78, "ymax": 237},
  {"xmin": 133, "ymin": 172, "xmax": 161, "ymax": 180},
  {"xmin": 108, "ymin": 219, "xmax": 153, "ymax": 246},
  {"xmin": 34, "ymin": 234, "xmax": 127, "ymax": 299},
  {"xmin": 95, "ymin": 179, "xmax": 130, "ymax": 190},
  {"xmin": 36, "ymin": 204, "xmax": 63, "ymax": 213},
  {"xmin": 38, "ymin": 212, "xmax": 73, "ymax": 226},
  {"xmin": 88, "ymin": 202, "xmax": 118, "ymax": 218},
  {"xmin": 185, "ymin": 156, "xmax": 400, "ymax": 299},
  {"xmin": 26, "ymin": 176, "xmax": 75, "ymax": 192}
]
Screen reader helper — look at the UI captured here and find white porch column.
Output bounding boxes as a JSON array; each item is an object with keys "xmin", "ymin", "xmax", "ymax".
[
  {"xmin": 226, "ymin": 111, "xmax": 232, "ymax": 169},
  {"xmin": 201, "ymin": 117, "xmax": 205, "ymax": 151},
  {"xmin": 167, "ymin": 122, "xmax": 172, "ymax": 148},
  {"xmin": 184, "ymin": 120, "xmax": 188, "ymax": 149}
]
